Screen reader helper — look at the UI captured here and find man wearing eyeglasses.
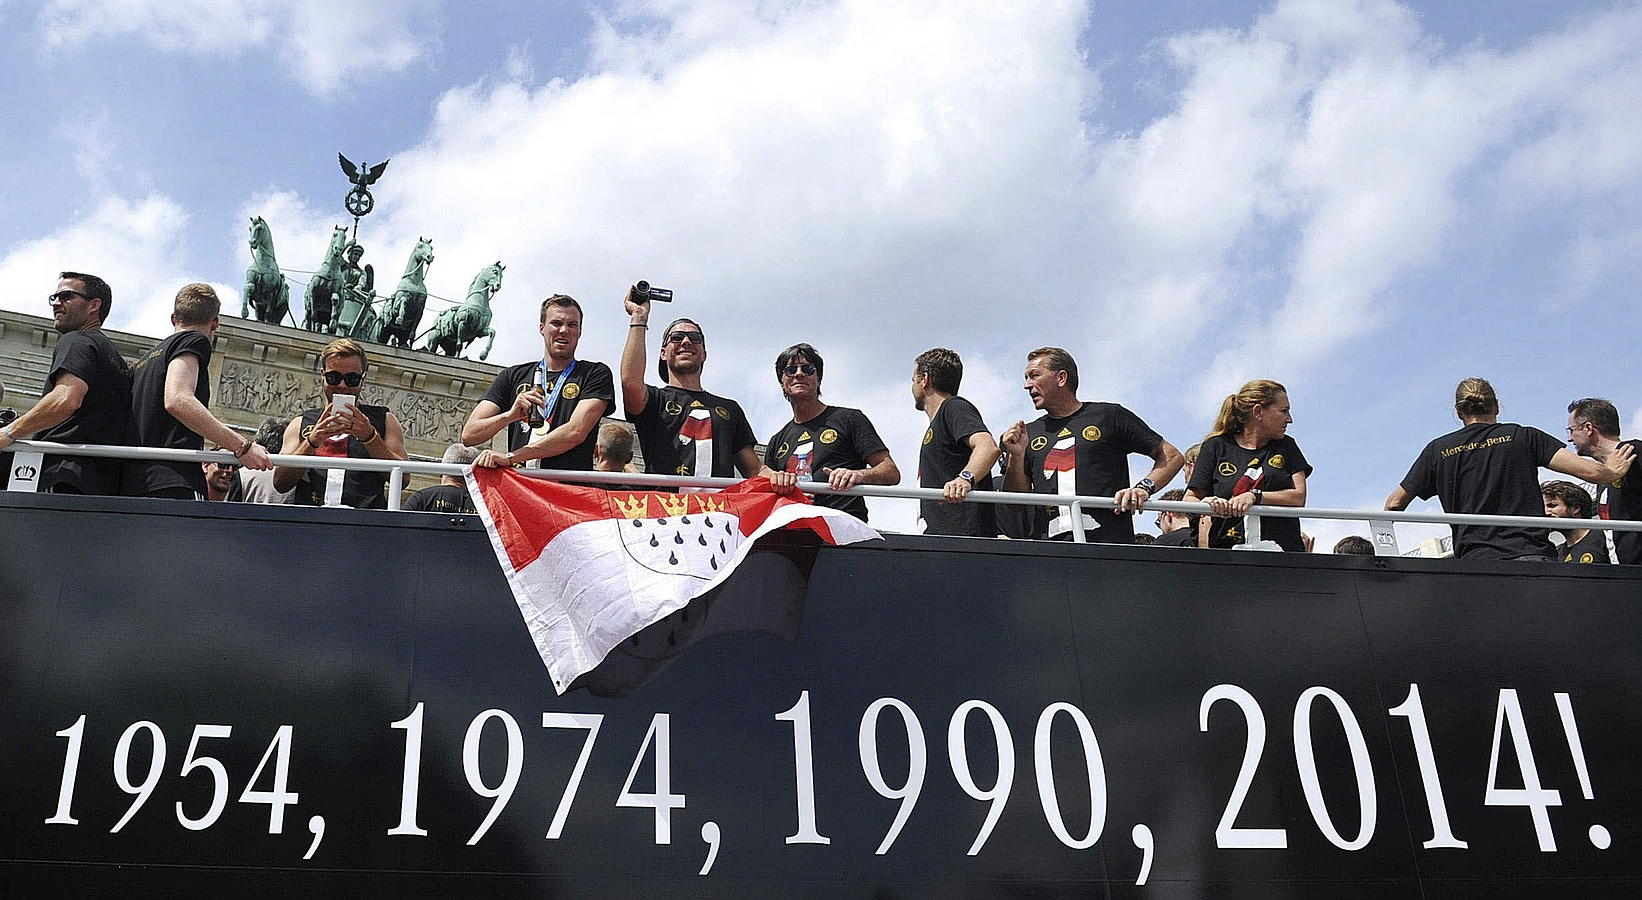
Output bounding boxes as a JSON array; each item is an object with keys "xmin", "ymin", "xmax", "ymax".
[
  {"xmin": 620, "ymin": 288, "xmax": 767, "ymax": 482},
  {"xmin": 765, "ymin": 343, "xmax": 900, "ymax": 522},
  {"xmin": 464, "ymin": 295, "xmax": 614, "ymax": 472},
  {"xmin": 123, "ymin": 283, "xmax": 272, "ymax": 499},
  {"xmin": 0, "ymin": 272, "xmax": 132, "ymax": 494},
  {"xmin": 1566, "ymin": 397, "xmax": 1641, "ymax": 564},
  {"xmin": 273, "ymin": 338, "xmax": 407, "ymax": 508}
]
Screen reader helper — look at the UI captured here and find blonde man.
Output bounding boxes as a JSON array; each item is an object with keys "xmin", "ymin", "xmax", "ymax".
[{"xmin": 273, "ymin": 339, "xmax": 407, "ymax": 508}]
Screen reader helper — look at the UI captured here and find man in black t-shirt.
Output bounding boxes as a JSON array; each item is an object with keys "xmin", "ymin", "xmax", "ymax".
[
  {"xmin": 619, "ymin": 286, "xmax": 769, "ymax": 482},
  {"xmin": 465, "ymin": 295, "xmax": 615, "ymax": 472},
  {"xmin": 1386, "ymin": 379, "xmax": 1632, "ymax": 560},
  {"xmin": 1566, "ymin": 397, "xmax": 1642, "ymax": 565},
  {"xmin": 1541, "ymin": 480, "xmax": 1610, "ymax": 564},
  {"xmin": 405, "ymin": 444, "xmax": 479, "ymax": 514},
  {"xmin": 764, "ymin": 344, "xmax": 899, "ymax": 522},
  {"xmin": 0, "ymin": 272, "xmax": 132, "ymax": 494},
  {"xmin": 1150, "ymin": 488, "xmax": 1199, "ymax": 547},
  {"xmin": 124, "ymin": 283, "xmax": 272, "ymax": 498},
  {"xmin": 273, "ymin": 339, "xmax": 408, "ymax": 509},
  {"xmin": 910, "ymin": 348, "xmax": 999, "ymax": 536},
  {"xmin": 1000, "ymin": 347, "xmax": 1183, "ymax": 543}
]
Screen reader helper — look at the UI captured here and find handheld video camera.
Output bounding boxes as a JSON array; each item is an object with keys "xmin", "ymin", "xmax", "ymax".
[{"xmin": 633, "ymin": 280, "xmax": 673, "ymax": 304}]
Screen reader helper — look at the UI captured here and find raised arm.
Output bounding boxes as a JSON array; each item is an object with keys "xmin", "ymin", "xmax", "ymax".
[
  {"xmin": 999, "ymin": 421, "xmax": 1029, "ymax": 493},
  {"xmin": 620, "ymin": 289, "xmax": 651, "ymax": 415}
]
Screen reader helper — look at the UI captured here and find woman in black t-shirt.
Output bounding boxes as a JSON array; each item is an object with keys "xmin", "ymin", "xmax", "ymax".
[{"xmin": 1187, "ymin": 379, "xmax": 1312, "ymax": 551}]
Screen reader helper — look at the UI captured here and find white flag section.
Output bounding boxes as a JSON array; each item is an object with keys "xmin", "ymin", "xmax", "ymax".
[{"xmin": 467, "ymin": 468, "xmax": 881, "ymax": 693}]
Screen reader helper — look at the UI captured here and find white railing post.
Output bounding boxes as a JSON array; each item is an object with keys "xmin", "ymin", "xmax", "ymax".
[
  {"xmin": 6, "ymin": 451, "xmax": 44, "ymax": 492},
  {"xmin": 1245, "ymin": 511, "xmax": 1262, "ymax": 545},
  {"xmin": 1069, "ymin": 499, "xmax": 1088, "ymax": 543},
  {"xmin": 388, "ymin": 467, "xmax": 404, "ymax": 511},
  {"xmin": 1369, "ymin": 519, "xmax": 1399, "ymax": 556}
]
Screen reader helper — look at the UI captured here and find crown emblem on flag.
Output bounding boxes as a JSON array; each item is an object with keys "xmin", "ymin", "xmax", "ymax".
[
  {"xmin": 696, "ymin": 496, "xmax": 726, "ymax": 513},
  {"xmin": 660, "ymin": 494, "xmax": 690, "ymax": 517},
  {"xmin": 614, "ymin": 494, "xmax": 652, "ymax": 519}
]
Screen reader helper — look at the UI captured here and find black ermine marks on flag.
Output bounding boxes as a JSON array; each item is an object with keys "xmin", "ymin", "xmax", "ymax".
[
  {"xmin": 698, "ymin": 534, "xmax": 707, "ymax": 546},
  {"xmin": 668, "ymin": 551, "xmax": 678, "ymax": 565},
  {"xmin": 657, "ymin": 518, "xmax": 669, "ymax": 525},
  {"xmin": 681, "ymin": 516, "xmax": 691, "ymax": 524},
  {"xmin": 674, "ymin": 532, "xmax": 684, "ymax": 544},
  {"xmin": 631, "ymin": 519, "xmax": 642, "ymax": 527},
  {"xmin": 649, "ymin": 534, "xmax": 659, "ymax": 547}
]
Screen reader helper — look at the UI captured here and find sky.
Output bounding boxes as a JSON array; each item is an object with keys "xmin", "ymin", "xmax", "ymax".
[{"xmin": 2, "ymin": 0, "xmax": 1639, "ymax": 543}]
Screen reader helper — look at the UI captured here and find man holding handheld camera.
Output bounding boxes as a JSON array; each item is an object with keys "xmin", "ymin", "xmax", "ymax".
[
  {"xmin": 619, "ymin": 282, "xmax": 771, "ymax": 482},
  {"xmin": 274, "ymin": 338, "xmax": 406, "ymax": 508}
]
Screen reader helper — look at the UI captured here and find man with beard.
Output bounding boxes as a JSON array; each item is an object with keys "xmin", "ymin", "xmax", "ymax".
[
  {"xmin": 201, "ymin": 455, "xmax": 245, "ymax": 502},
  {"xmin": 0, "ymin": 272, "xmax": 132, "ymax": 494},
  {"xmin": 466, "ymin": 294, "xmax": 614, "ymax": 472},
  {"xmin": 764, "ymin": 343, "xmax": 899, "ymax": 522},
  {"xmin": 619, "ymin": 286, "xmax": 768, "ymax": 482},
  {"xmin": 1541, "ymin": 479, "xmax": 1609, "ymax": 564},
  {"xmin": 1000, "ymin": 347, "xmax": 1183, "ymax": 542}
]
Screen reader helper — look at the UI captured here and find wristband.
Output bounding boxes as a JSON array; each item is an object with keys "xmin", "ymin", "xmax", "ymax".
[
  {"xmin": 630, "ymin": 322, "xmax": 648, "ymax": 328},
  {"xmin": 233, "ymin": 438, "xmax": 253, "ymax": 458},
  {"xmin": 361, "ymin": 428, "xmax": 380, "ymax": 446}
]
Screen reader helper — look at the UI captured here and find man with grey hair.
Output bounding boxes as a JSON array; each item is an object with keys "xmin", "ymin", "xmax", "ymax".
[
  {"xmin": 239, "ymin": 417, "xmax": 294, "ymax": 504},
  {"xmin": 404, "ymin": 444, "xmax": 480, "ymax": 513}
]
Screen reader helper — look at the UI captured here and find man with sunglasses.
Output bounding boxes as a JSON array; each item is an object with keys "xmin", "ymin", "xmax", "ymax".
[
  {"xmin": 464, "ymin": 295, "xmax": 614, "ymax": 472},
  {"xmin": 765, "ymin": 344, "xmax": 900, "ymax": 522},
  {"xmin": 201, "ymin": 455, "xmax": 245, "ymax": 502},
  {"xmin": 273, "ymin": 338, "xmax": 407, "ymax": 508},
  {"xmin": 620, "ymin": 288, "xmax": 767, "ymax": 482},
  {"xmin": 123, "ymin": 283, "xmax": 271, "ymax": 499},
  {"xmin": 0, "ymin": 272, "xmax": 132, "ymax": 494}
]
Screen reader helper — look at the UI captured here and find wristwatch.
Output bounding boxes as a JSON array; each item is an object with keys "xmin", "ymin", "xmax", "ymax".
[
  {"xmin": 1251, "ymin": 489, "xmax": 1263, "ymax": 505},
  {"xmin": 959, "ymin": 470, "xmax": 975, "ymax": 483},
  {"xmin": 1134, "ymin": 476, "xmax": 1157, "ymax": 494}
]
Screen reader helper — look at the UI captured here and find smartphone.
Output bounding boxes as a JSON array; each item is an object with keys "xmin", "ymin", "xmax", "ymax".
[{"xmin": 330, "ymin": 393, "xmax": 357, "ymax": 413}]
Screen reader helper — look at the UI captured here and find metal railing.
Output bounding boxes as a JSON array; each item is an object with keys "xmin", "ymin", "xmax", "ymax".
[{"xmin": 5, "ymin": 439, "xmax": 1640, "ymax": 557}]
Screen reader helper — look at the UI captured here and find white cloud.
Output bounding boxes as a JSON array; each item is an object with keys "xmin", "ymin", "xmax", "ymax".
[
  {"xmin": 37, "ymin": 0, "xmax": 436, "ymax": 97},
  {"xmin": 220, "ymin": 0, "xmax": 1642, "ymax": 529},
  {"xmin": 0, "ymin": 193, "xmax": 232, "ymax": 337}
]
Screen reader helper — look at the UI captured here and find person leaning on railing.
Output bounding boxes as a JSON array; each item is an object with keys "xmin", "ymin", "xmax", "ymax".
[
  {"xmin": 1540, "ymin": 480, "xmax": 1609, "ymax": 564},
  {"xmin": 1188, "ymin": 379, "xmax": 1311, "ymax": 552},
  {"xmin": 404, "ymin": 444, "xmax": 479, "ymax": 514},
  {"xmin": 999, "ymin": 347, "xmax": 1184, "ymax": 543},
  {"xmin": 1385, "ymin": 378, "xmax": 1633, "ymax": 561},
  {"xmin": 122, "ymin": 283, "xmax": 271, "ymax": 499},
  {"xmin": 0, "ymin": 272, "xmax": 132, "ymax": 494},
  {"xmin": 272, "ymin": 339, "xmax": 407, "ymax": 509}
]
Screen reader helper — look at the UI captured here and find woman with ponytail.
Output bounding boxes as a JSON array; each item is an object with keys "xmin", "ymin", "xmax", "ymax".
[{"xmin": 1186, "ymin": 380, "xmax": 1312, "ymax": 551}]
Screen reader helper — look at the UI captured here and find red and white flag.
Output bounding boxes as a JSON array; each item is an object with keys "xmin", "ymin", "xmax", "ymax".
[{"xmin": 467, "ymin": 468, "xmax": 881, "ymax": 693}]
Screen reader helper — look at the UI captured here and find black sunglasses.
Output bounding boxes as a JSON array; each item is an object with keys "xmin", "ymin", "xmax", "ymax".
[
  {"xmin": 207, "ymin": 461, "xmax": 242, "ymax": 471},
  {"xmin": 665, "ymin": 331, "xmax": 704, "ymax": 345},
  {"xmin": 782, "ymin": 363, "xmax": 817, "ymax": 377},
  {"xmin": 322, "ymin": 371, "xmax": 364, "ymax": 387},
  {"xmin": 48, "ymin": 290, "xmax": 91, "ymax": 305}
]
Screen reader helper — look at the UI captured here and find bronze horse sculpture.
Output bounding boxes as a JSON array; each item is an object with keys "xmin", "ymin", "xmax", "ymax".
[
  {"xmin": 303, "ymin": 225, "xmax": 351, "ymax": 334},
  {"xmin": 422, "ymin": 262, "xmax": 503, "ymax": 360},
  {"xmin": 241, "ymin": 216, "xmax": 290, "ymax": 324},
  {"xmin": 378, "ymin": 237, "xmax": 434, "ymax": 349}
]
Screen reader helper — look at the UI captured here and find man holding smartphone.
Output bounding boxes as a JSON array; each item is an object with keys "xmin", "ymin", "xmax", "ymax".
[{"xmin": 273, "ymin": 338, "xmax": 407, "ymax": 508}]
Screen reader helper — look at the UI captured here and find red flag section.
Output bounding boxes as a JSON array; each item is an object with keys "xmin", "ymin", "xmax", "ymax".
[{"xmin": 465, "ymin": 469, "xmax": 880, "ymax": 693}]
